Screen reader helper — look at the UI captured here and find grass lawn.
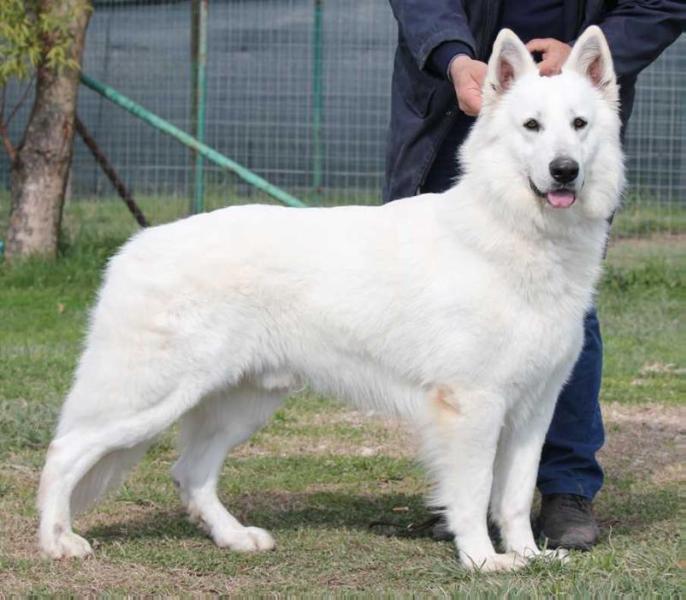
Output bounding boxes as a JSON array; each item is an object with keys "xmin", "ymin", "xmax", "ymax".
[{"xmin": 0, "ymin": 201, "xmax": 683, "ymax": 595}]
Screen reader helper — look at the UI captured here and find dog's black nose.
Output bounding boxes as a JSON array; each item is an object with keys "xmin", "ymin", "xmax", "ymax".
[{"xmin": 549, "ymin": 157, "xmax": 579, "ymax": 184}]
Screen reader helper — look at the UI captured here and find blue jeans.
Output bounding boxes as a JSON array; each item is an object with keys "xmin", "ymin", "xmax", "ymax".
[
  {"xmin": 537, "ymin": 311, "xmax": 604, "ymax": 499},
  {"xmin": 413, "ymin": 128, "xmax": 605, "ymax": 500}
]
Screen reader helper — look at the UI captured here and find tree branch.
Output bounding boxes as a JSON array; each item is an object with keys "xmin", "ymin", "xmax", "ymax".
[
  {"xmin": 75, "ymin": 115, "xmax": 149, "ymax": 227},
  {"xmin": 0, "ymin": 86, "xmax": 17, "ymax": 162},
  {"xmin": 5, "ymin": 75, "xmax": 36, "ymax": 126}
]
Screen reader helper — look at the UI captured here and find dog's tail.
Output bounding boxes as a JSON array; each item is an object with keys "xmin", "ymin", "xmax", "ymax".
[{"xmin": 70, "ymin": 442, "xmax": 151, "ymax": 515}]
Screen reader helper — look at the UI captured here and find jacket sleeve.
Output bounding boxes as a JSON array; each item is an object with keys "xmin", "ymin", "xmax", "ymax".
[
  {"xmin": 597, "ymin": 0, "xmax": 685, "ymax": 79},
  {"xmin": 388, "ymin": 0, "xmax": 477, "ymax": 70}
]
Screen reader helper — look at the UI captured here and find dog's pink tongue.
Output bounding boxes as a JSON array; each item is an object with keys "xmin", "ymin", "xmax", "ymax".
[{"xmin": 547, "ymin": 191, "xmax": 576, "ymax": 208}]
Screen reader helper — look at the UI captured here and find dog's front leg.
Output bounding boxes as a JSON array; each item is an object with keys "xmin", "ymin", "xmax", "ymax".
[
  {"xmin": 490, "ymin": 378, "xmax": 569, "ymax": 561},
  {"xmin": 422, "ymin": 386, "xmax": 526, "ymax": 572}
]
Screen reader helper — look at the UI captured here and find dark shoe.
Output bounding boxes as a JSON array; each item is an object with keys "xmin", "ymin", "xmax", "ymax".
[{"xmin": 538, "ymin": 494, "xmax": 600, "ymax": 550}]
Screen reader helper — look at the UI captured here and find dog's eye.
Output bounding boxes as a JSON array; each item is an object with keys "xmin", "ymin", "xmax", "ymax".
[
  {"xmin": 573, "ymin": 117, "xmax": 587, "ymax": 130},
  {"xmin": 524, "ymin": 119, "xmax": 540, "ymax": 132}
]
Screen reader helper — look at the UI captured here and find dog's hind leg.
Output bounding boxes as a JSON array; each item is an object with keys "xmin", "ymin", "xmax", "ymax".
[
  {"xmin": 38, "ymin": 430, "xmax": 106, "ymax": 558},
  {"xmin": 171, "ymin": 385, "xmax": 284, "ymax": 551},
  {"xmin": 38, "ymin": 381, "xmax": 198, "ymax": 559}
]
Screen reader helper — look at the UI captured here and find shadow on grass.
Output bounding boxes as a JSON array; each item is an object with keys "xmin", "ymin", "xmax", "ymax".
[
  {"xmin": 85, "ymin": 491, "xmax": 429, "ymax": 543},
  {"xmin": 595, "ymin": 485, "xmax": 680, "ymax": 537},
  {"xmin": 84, "ymin": 486, "xmax": 679, "ymax": 546}
]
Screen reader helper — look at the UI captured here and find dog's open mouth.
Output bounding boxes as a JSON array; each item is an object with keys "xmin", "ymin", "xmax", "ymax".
[
  {"xmin": 529, "ymin": 179, "xmax": 576, "ymax": 209},
  {"xmin": 546, "ymin": 190, "xmax": 576, "ymax": 208}
]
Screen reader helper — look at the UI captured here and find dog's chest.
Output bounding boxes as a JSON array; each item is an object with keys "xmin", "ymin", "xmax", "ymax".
[
  {"xmin": 438, "ymin": 250, "xmax": 589, "ymax": 390},
  {"xmin": 480, "ymin": 277, "xmax": 588, "ymax": 412}
]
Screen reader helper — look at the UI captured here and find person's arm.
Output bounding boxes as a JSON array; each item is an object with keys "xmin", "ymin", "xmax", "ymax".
[
  {"xmin": 595, "ymin": 0, "xmax": 685, "ymax": 80},
  {"xmin": 388, "ymin": 0, "xmax": 477, "ymax": 71},
  {"xmin": 389, "ymin": 1, "xmax": 488, "ymax": 116}
]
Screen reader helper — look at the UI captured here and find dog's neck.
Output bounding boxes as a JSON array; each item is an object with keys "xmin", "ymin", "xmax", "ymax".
[{"xmin": 442, "ymin": 178, "xmax": 610, "ymax": 317}]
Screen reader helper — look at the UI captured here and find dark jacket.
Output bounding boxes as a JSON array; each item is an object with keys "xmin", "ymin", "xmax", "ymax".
[{"xmin": 384, "ymin": 0, "xmax": 685, "ymax": 202}]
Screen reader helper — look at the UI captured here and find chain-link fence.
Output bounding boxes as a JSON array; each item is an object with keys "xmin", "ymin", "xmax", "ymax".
[{"xmin": 2, "ymin": 1, "xmax": 684, "ymax": 234}]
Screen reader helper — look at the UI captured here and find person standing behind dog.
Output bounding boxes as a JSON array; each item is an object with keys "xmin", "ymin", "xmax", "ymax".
[{"xmin": 385, "ymin": 1, "xmax": 684, "ymax": 549}]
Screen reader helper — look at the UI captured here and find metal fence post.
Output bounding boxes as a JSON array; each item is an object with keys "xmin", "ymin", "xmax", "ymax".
[
  {"xmin": 191, "ymin": 0, "xmax": 208, "ymax": 214},
  {"xmin": 312, "ymin": 0, "xmax": 324, "ymax": 194}
]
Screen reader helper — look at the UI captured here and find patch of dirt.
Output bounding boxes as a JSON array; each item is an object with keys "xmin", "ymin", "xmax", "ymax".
[
  {"xmin": 608, "ymin": 232, "xmax": 686, "ymax": 249},
  {"xmin": 233, "ymin": 409, "xmax": 414, "ymax": 459},
  {"xmin": 600, "ymin": 402, "xmax": 684, "ymax": 485}
]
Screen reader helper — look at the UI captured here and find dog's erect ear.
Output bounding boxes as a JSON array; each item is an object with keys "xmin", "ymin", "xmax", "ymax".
[
  {"xmin": 485, "ymin": 29, "xmax": 536, "ymax": 97},
  {"xmin": 564, "ymin": 26, "xmax": 617, "ymax": 100}
]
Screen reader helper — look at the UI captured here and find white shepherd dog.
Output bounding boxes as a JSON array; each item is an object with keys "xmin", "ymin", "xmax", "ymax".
[{"xmin": 38, "ymin": 27, "xmax": 623, "ymax": 571}]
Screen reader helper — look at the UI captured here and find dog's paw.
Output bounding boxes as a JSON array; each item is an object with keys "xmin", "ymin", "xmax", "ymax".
[
  {"xmin": 213, "ymin": 526, "xmax": 275, "ymax": 552},
  {"xmin": 41, "ymin": 531, "xmax": 93, "ymax": 559},
  {"xmin": 463, "ymin": 551, "xmax": 529, "ymax": 572},
  {"xmin": 539, "ymin": 547, "xmax": 569, "ymax": 562},
  {"xmin": 509, "ymin": 546, "xmax": 569, "ymax": 565}
]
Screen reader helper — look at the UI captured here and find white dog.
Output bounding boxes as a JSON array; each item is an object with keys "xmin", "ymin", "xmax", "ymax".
[{"xmin": 38, "ymin": 27, "xmax": 623, "ymax": 571}]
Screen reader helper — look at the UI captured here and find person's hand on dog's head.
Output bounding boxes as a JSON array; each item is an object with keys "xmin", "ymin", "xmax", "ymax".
[
  {"xmin": 450, "ymin": 38, "xmax": 571, "ymax": 116},
  {"xmin": 526, "ymin": 38, "xmax": 572, "ymax": 76},
  {"xmin": 449, "ymin": 55, "xmax": 488, "ymax": 117}
]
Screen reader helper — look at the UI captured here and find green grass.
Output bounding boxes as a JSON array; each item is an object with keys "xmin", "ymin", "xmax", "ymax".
[
  {"xmin": 612, "ymin": 194, "xmax": 686, "ymax": 238},
  {"xmin": 601, "ymin": 238, "xmax": 685, "ymax": 404},
  {"xmin": 0, "ymin": 201, "xmax": 683, "ymax": 594}
]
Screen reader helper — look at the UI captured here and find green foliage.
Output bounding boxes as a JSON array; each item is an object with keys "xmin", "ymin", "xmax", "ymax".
[{"xmin": 0, "ymin": 0, "xmax": 87, "ymax": 86}]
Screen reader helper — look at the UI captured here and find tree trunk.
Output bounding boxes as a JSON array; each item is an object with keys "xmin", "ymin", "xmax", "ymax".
[{"xmin": 5, "ymin": 0, "xmax": 92, "ymax": 261}]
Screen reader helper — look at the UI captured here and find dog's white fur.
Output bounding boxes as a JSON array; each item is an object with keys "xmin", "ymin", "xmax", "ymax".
[{"xmin": 38, "ymin": 27, "xmax": 623, "ymax": 571}]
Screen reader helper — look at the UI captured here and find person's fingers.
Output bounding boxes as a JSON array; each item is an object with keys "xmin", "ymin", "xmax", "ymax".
[
  {"xmin": 538, "ymin": 57, "xmax": 562, "ymax": 76},
  {"xmin": 472, "ymin": 62, "xmax": 488, "ymax": 82},
  {"xmin": 458, "ymin": 102, "xmax": 478, "ymax": 117},
  {"xmin": 451, "ymin": 59, "xmax": 487, "ymax": 116},
  {"xmin": 458, "ymin": 102, "xmax": 479, "ymax": 117},
  {"xmin": 526, "ymin": 38, "xmax": 553, "ymax": 54},
  {"xmin": 457, "ymin": 89, "xmax": 481, "ymax": 116}
]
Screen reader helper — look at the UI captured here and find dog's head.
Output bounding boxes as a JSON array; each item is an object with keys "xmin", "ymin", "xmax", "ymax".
[{"xmin": 461, "ymin": 26, "xmax": 624, "ymax": 225}]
